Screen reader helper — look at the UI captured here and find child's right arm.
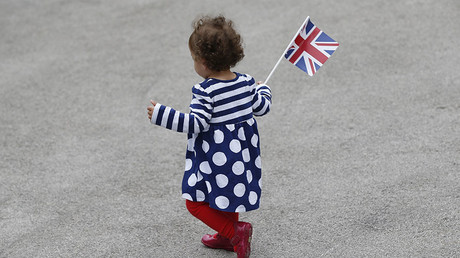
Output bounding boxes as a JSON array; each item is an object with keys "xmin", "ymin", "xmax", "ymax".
[
  {"xmin": 252, "ymin": 82, "xmax": 272, "ymax": 116},
  {"xmin": 148, "ymin": 86, "xmax": 212, "ymax": 133}
]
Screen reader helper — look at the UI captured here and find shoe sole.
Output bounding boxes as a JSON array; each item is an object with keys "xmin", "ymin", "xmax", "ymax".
[{"xmin": 201, "ymin": 235, "xmax": 234, "ymax": 251}]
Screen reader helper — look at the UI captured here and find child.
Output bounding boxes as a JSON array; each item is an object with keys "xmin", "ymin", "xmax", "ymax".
[{"xmin": 147, "ymin": 15, "xmax": 272, "ymax": 258}]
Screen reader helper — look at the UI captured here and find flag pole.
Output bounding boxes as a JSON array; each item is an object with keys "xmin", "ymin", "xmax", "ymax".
[{"xmin": 264, "ymin": 17, "xmax": 309, "ymax": 84}]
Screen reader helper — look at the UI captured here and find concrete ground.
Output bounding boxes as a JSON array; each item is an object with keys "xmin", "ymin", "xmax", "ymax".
[{"xmin": 1, "ymin": 0, "xmax": 459, "ymax": 257}]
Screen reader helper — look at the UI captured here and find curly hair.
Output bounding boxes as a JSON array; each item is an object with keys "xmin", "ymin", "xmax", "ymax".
[{"xmin": 188, "ymin": 15, "xmax": 244, "ymax": 72}]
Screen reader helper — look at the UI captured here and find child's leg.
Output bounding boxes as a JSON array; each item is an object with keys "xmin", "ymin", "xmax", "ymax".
[
  {"xmin": 224, "ymin": 210, "xmax": 239, "ymax": 223},
  {"xmin": 186, "ymin": 200, "xmax": 237, "ymax": 239}
]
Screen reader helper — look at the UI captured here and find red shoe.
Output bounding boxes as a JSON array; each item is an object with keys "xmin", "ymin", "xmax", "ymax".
[
  {"xmin": 231, "ymin": 222, "xmax": 253, "ymax": 258},
  {"xmin": 201, "ymin": 233, "xmax": 234, "ymax": 251}
]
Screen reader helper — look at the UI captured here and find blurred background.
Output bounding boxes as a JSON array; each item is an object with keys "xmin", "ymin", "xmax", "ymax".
[{"xmin": 1, "ymin": 1, "xmax": 459, "ymax": 257}]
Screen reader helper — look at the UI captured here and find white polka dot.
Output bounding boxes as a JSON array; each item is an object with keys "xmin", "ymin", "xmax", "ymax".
[
  {"xmin": 212, "ymin": 152, "xmax": 227, "ymax": 166},
  {"xmin": 215, "ymin": 196, "xmax": 230, "ymax": 209},
  {"xmin": 214, "ymin": 130, "xmax": 224, "ymax": 144},
  {"xmin": 229, "ymin": 139, "xmax": 241, "ymax": 153},
  {"xmin": 187, "ymin": 136, "xmax": 195, "ymax": 151},
  {"xmin": 185, "ymin": 159, "xmax": 192, "ymax": 171},
  {"xmin": 255, "ymin": 155, "xmax": 261, "ymax": 169},
  {"xmin": 232, "ymin": 161, "xmax": 245, "ymax": 175},
  {"xmin": 202, "ymin": 140, "xmax": 209, "ymax": 153},
  {"xmin": 233, "ymin": 183, "xmax": 246, "ymax": 197},
  {"xmin": 226, "ymin": 124, "xmax": 235, "ymax": 131},
  {"xmin": 199, "ymin": 161, "xmax": 212, "ymax": 174},
  {"xmin": 182, "ymin": 193, "xmax": 193, "ymax": 201},
  {"xmin": 197, "ymin": 171, "xmax": 203, "ymax": 182},
  {"xmin": 251, "ymin": 134, "xmax": 258, "ymax": 147},
  {"xmin": 196, "ymin": 190, "xmax": 205, "ymax": 201},
  {"xmin": 242, "ymin": 148, "xmax": 250, "ymax": 162},
  {"xmin": 249, "ymin": 191, "xmax": 258, "ymax": 205},
  {"xmin": 216, "ymin": 174, "xmax": 229, "ymax": 188},
  {"xmin": 188, "ymin": 174, "xmax": 197, "ymax": 187},
  {"xmin": 246, "ymin": 170, "xmax": 253, "ymax": 183},
  {"xmin": 238, "ymin": 127, "xmax": 246, "ymax": 140},
  {"xmin": 247, "ymin": 118, "xmax": 254, "ymax": 126},
  {"xmin": 235, "ymin": 205, "xmax": 246, "ymax": 212},
  {"xmin": 259, "ymin": 179, "xmax": 262, "ymax": 188},
  {"xmin": 206, "ymin": 181, "xmax": 212, "ymax": 193}
]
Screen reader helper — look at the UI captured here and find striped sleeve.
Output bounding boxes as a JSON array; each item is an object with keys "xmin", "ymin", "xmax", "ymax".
[
  {"xmin": 150, "ymin": 86, "xmax": 212, "ymax": 133},
  {"xmin": 252, "ymin": 83, "xmax": 272, "ymax": 116}
]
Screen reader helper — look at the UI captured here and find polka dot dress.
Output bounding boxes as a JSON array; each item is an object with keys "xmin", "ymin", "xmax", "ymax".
[{"xmin": 181, "ymin": 118, "xmax": 262, "ymax": 212}]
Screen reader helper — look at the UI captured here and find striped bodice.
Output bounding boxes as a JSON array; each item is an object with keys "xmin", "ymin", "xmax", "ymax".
[{"xmin": 151, "ymin": 73, "xmax": 271, "ymax": 133}]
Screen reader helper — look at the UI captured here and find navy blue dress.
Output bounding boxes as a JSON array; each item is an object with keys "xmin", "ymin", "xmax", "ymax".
[{"xmin": 151, "ymin": 73, "xmax": 272, "ymax": 212}]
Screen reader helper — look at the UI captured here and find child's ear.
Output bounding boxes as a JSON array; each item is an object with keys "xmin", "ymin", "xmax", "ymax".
[{"xmin": 200, "ymin": 61, "xmax": 209, "ymax": 71}]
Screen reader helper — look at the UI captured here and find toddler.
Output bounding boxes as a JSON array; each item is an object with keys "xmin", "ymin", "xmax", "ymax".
[{"xmin": 147, "ymin": 15, "xmax": 272, "ymax": 258}]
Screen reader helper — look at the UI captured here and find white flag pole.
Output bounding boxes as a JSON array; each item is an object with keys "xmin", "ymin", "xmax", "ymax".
[{"xmin": 264, "ymin": 16, "xmax": 310, "ymax": 84}]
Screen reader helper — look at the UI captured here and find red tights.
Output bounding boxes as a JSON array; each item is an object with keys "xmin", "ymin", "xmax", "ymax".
[{"xmin": 186, "ymin": 200, "xmax": 239, "ymax": 240}]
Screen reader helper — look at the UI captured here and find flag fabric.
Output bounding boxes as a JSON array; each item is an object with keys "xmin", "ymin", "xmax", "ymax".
[{"xmin": 284, "ymin": 17, "xmax": 339, "ymax": 76}]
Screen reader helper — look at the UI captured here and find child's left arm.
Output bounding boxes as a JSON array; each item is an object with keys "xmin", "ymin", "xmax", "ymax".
[
  {"xmin": 147, "ymin": 100, "xmax": 157, "ymax": 121},
  {"xmin": 147, "ymin": 87, "xmax": 212, "ymax": 133}
]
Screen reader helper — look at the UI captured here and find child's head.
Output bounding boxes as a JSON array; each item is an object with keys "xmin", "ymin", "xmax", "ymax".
[{"xmin": 189, "ymin": 15, "xmax": 244, "ymax": 72}]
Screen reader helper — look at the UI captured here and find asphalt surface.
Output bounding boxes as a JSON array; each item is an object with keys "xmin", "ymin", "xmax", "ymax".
[{"xmin": 1, "ymin": 0, "xmax": 459, "ymax": 257}]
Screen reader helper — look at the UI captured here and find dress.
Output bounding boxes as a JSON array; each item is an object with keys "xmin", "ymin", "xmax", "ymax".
[{"xmin": 151, "ymin": 73, "xmax": 272, "ymax": 212}]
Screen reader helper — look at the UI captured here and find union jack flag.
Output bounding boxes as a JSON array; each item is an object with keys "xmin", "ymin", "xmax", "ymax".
[{"xmin": 284, "ymin": 17, "xmax": 339, "ymax": 76}]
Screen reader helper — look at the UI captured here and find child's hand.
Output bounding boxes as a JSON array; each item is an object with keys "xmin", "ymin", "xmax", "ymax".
[
  {"xmin": 257, "ymin": 81, "xmax": 265, "ymax": 85},
  {"xmin": 147, "ymin": 100, "xmax": 157, "ymax": 121}
]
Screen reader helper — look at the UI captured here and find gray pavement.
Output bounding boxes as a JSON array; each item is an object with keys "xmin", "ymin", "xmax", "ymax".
[{"xmin": 1, "ymin": 0, "xmax": 459, "ymax": 257}]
